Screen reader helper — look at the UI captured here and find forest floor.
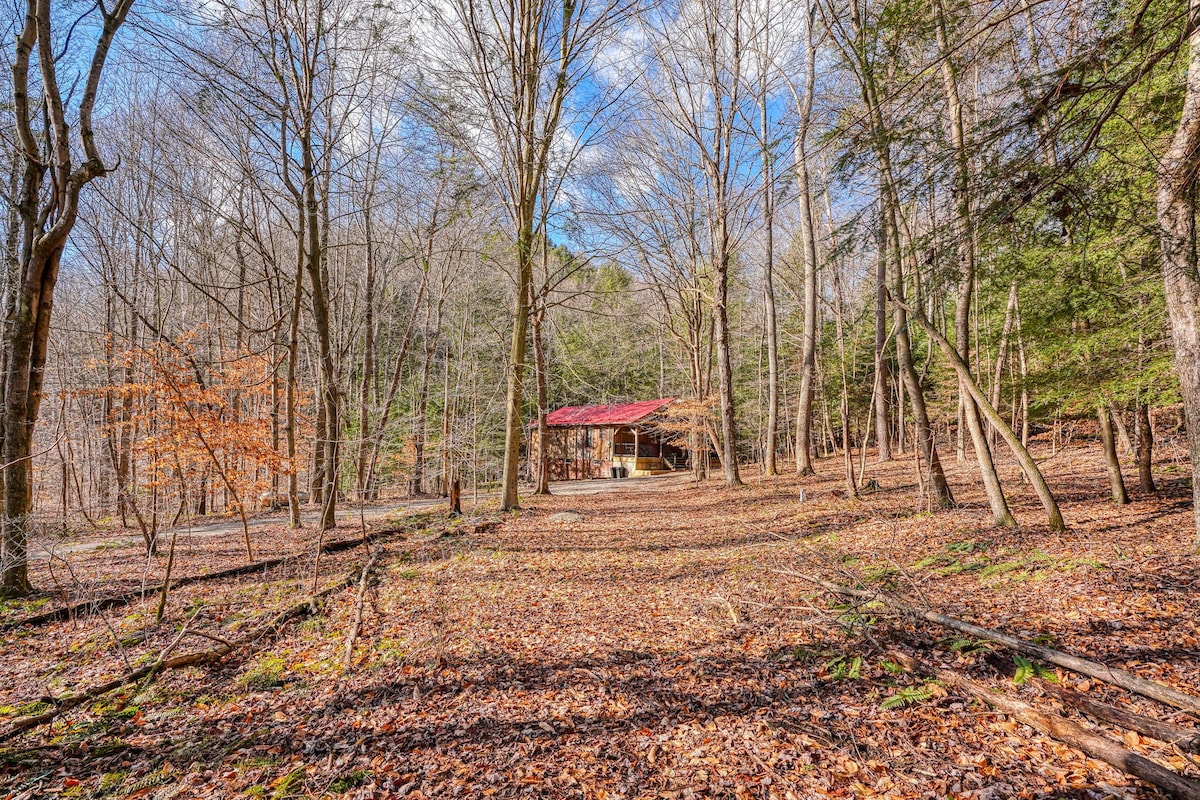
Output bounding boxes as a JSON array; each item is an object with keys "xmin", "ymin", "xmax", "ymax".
[{"xmin": 0, "ymin": 437, "xmax": 1198, "ymax": 799}]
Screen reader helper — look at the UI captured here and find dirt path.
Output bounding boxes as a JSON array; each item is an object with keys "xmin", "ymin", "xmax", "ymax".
[{"xmin": 33, "ymin": 474, "xmax": 688, "ymax": 559}]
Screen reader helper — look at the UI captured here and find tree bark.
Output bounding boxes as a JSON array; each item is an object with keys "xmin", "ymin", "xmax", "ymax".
[
  {"xmin": 355, "ymin": 203, "xmax": 377, "ymax": 502},
  {"xmin": 894, "ymin": 302, "xmax": 954, "ymax": 508},
  {"xmin": 759, "ymin": 89, "xmax": 779, "ymax": 477},
  {"xmin": 988, "ymin": 282, "xmax": 1018, "ymax": 450},
  {"xmin": 1098, "ymin": 404, "xmax": 1130, "ymax": 505},
  {"xmin": 1136, "ymin": 403, "xmax": 1157, "ymax": 493},
  {"xmin": 531, "ymin": 297, "xmax": 551, "ymax": 495},
  {"xmin": 901, "ymin": 656, "xmax": 1200, "ymax": 800},
  {"xmin": 794, "ymin": 0, "xmax": 819, "ymax": 477},
  {"xmin": 933, "ymin": 0, "xmax": 1014, "ymax": 527},
  {"xmin": 1157, "ymin": 0, "xmax": 1200, "ymax": 550},
  {"xmin": 2, "ymin": 0, "xmax": 133, "ymax": 595}
]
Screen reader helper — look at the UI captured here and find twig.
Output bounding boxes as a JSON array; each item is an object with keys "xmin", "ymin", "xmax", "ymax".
[
  {"xmin": 342, "ymin": 548, "xmax": 380, "ymax": 671},
  {"xmin": 116, "ymin": 607, "xmax": 202, "ymax": 711}
]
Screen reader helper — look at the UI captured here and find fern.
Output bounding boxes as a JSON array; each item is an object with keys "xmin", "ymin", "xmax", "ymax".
[
  {"xmin": 824, "ymin": 654, "xmax": 863, "ymax": 680},
  {"xmin": 1012, "ymin": 655, "xmax": 1057, "ymax": 685},
  {"xmin": 948, "ymin": 637, "xmax": 992, "ymax": 655},
  {"xmin": 881, "ymin": 684, "xmax": 935, "ymax": 710}
]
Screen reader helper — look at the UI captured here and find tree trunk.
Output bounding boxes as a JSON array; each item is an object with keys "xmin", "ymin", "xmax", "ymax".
[
  {"xmin": 934, "ymin": 0, "xmax": 1013, "ymax": 526},
  {"xmin": 1157, "ymin": 1, "xmax": 1200, "ymax": 549},
  {"xmin": 794, "ymin": 0, "xmax": 819, "ymax": 477},
  {"xmin": 760, "ymin": 95, "xmax": 779, "ymax": 477},
  {"xmin": 1136, "ymin": 404, "xmax": 1157, "ymax": 493},
  {"xmin": 894, "ymin": 302, "xmax": 954, "ymax": 508},
  {"xmin": 1098, "ymin": 404, "xmax": 1129, "ymax": 505},
  {"xmin": 3, "ymin": 0, "xmax": 132, "ymax": 594},
  {"xmin": 531, "ymin": 299, "xmax": 551, "ymax": 495},
  {"xmin": 500, "ymin": 212, "xmax": 534, "ymax": 510},
  {"xmin": 902, "ymin": 304, "xmax": 1062, "ymax": 531},
  {"xmin": 355, "ymin": 204, "xmax": 377, "ymax": 502},
  {"xmin": 302, "ymin": 130, "xmax": 339, "ymax": 532},
  {"xmin": 285, "ymin": 240, "xmax": 304, "ymax": 528},
  {"xmin": 713, "ymin": 244, "xmax": 742, "ymax": 488},
  {"xmin": 988, "ymin": 282, "xmax": 1018, "ymax": 450}
]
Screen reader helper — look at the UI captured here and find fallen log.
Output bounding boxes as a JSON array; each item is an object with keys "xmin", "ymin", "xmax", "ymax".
[
  {"xmin": 0, "ymin": 556, "xmax": 373, "ymax": 742},
  {"xmin": 1043, "ymin": 682, "xmax": 1200, "ymax": 755},
  {"xmin": 790, "ymin": 571, "xmax": 1200, "ymax": 717},
  {"xmin": 5, "ymin": 518, "xmax": 435, "ymax": 631},
  {"xmin": 892, "ymin": 652, "xmax": 1200, "ymax": 800}
]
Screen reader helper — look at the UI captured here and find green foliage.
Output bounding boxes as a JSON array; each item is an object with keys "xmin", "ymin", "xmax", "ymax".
[
  {"xmin": 330, "ymin": 769, "xmax": 374, "ymax": 793},
  {"xmin": 1012, "ymin": 655, "xmax": 1057, "ymax": 686},
  {"xmin": 880, "ymin": 683, "xmax": 936, "ymax": 711},
  {"xmin": 823, "ymin": 654, "xmax": 863, "ymax": 681},
  {"xmin": 945, "ymin": 637, "xmax": 993, "ymax": 655},
  {"xmin": 271, "ymin": 768, "xmax": 306, "ymax": 799}
]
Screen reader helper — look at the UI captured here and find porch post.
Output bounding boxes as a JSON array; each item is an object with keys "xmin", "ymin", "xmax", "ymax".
[{"xmin": 634, "ymin": 427, "xmax": 640, "ymax": 476}]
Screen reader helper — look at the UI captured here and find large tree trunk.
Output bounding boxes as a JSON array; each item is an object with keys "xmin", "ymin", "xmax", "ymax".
[
  {"xmin": 893, "ymin": 296, "xmax": 954, "ymax": 508},
  {"xmin": 794, "ymin": 0, "xmax": 819, "ymax": 477},
  {"xmin": 302, "ymin": 134, "xmax": 339, "ymax": 532},
  {"xmin": 934, "ymin": 0, "xmax": 1014, "ymax": 527},
  {"xmin": 1157, "ymin": 0, "xmax": 1200, "ymax": 549},
  {"xmin": 713, "ymin": 228, "xmax": 742, "ymax": 489},
  {"xmin": 1, "ymin": 248, "xmax": 61, "ymax": 596},
  {"xmin": 500, "ymin": 211, "xmax": 535, "ymax": 511},
  {"xmin": 2, "ymin": 0, "xmax": 132, "ymax": 595}
]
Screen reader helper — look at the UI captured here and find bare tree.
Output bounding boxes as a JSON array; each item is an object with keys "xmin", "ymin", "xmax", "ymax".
[
  {"xmin": 434, "ymin": 0, "xmax": 626, "ymax": 509},
  {"xmin": 2, "ymin": 0, "xmax": 134, "ymax": 595}
]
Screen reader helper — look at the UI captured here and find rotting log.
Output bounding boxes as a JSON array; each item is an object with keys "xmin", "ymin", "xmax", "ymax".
[
  {"xmin": 0, "ymin": 556, "xmax": 376, "ymax": 742},
  {"xmin": 4, "ymin": 517, "xmax": 442, "ymax": 631},
  {"xmin": 1042, "ymin": 682, "xmax": 1200, "ymax": 754},
  {"xmin": 791, "ymin": 572, "xmax": 1200, "ymax": 716},
  {"xmin": 892, "ymin": 652, "xmax": 1200, "ymax": 800}
]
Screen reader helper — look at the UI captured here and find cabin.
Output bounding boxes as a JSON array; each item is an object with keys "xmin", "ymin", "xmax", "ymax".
[{"xmin": 537, "ymin": 398, "xmax": 689, "ymax": 480}]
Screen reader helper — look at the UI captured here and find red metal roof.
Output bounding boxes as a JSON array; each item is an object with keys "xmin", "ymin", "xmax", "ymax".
[{"xmin": 544, "ymin": 398, "xmax": 673, "ymax": 427}]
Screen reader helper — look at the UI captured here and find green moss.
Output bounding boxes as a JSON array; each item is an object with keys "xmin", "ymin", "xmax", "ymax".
[
  {"xmin": 330, "ymin": 769, "xmax": 374, "ymax": 793},
  {"xmin": 271, "ymin": 768, "xmax": 306, "ymax": 798},
  {"xmin": 239, "ymin": 655, "xmax": 287, "ymax": 691},
  {"xmin": 0, "ymin": 700, "xmax": 52, "ymax": 717}
]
